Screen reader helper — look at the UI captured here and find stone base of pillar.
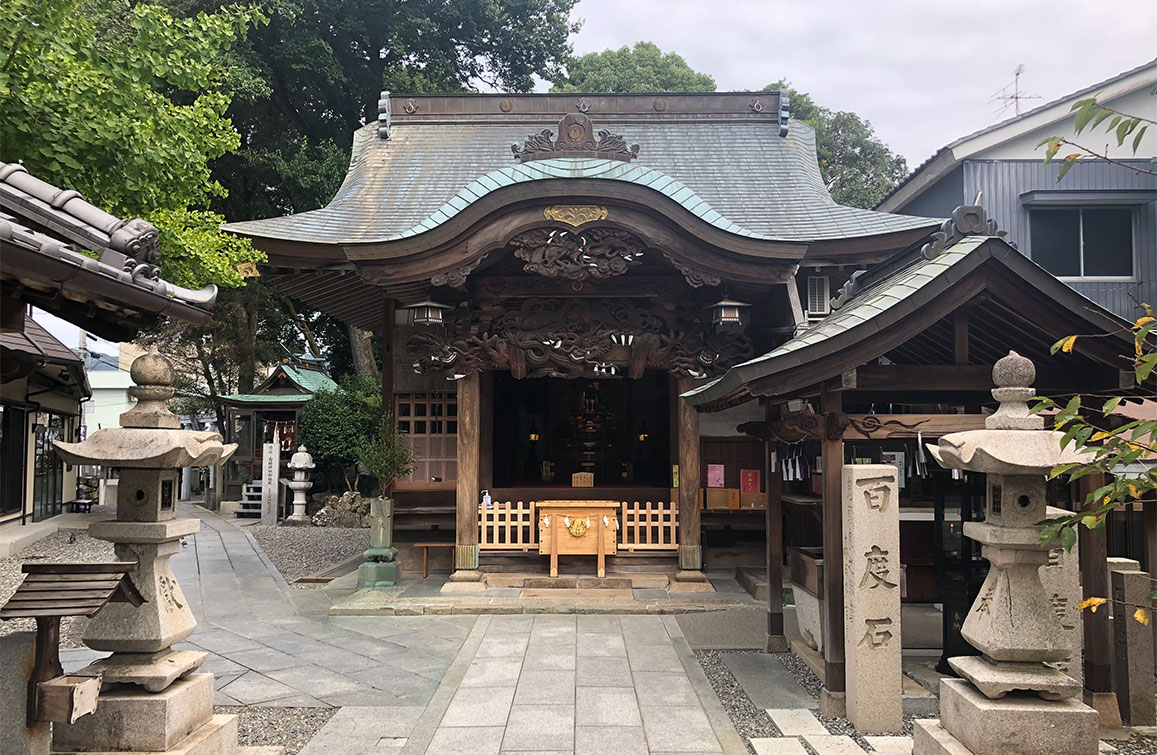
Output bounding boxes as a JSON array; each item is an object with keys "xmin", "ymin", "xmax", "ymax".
[
  {"xmin": 819, "ymin": 689, "xmax": 845, "ymax": 718},
  {"xmin": 447, "ymin": 568, "xmax": 482, "ymax": 582},
  {"xmin": 283, "ymin": 515, "xmax": 311, "ymax": 526},
  {"xmin": 766, "ymin": 634, "xmax": 789, "ymax": 653},
  {"xmin": 1, "ymin": 633, "xmax": 50, "ymax": 754},
  {"xmin": 915, "ymin": 679, "xmax": 1099, "ymax": 755},
  {"xmin": 56, "ymin": 714, "xmax": 238, "ymax": 755},
  {"xmin": 1082, "ymin": 690, "xmax": 1123, "ymax": 729},
  {"xmin": 441, "ymin": 569, "xmax": 487, "ymax": 593},
  {"xmin": 678, "ymin": 545, "xmax": 702, "ymax": 571},
  {"xmin": 77, "ymin": 649, "xmax": 206, "ymax": 693},
  {"xmin": 357, "ymin": 561, "xmax": 398, "ymax": 588}
]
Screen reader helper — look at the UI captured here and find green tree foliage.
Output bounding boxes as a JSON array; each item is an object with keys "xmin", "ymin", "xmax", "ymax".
[
  {"xmin": 0, "ymin": 0, "xmax": 266, "ymax": 288},
  {"xmin": 298, "ymin": 373, "xmax": 383, "ymax": 490},
  {"xmin": 356, "ymin": 415, "xmax": 416, "ymax": 498},
  {"xmin": 180, "ymin": 0, "xmax": 581, "ymax": 222},
  {"xmin": 550, "ymin": 42, "xmax": 715, "ymax": 93},
  {"xmin": 1038, "ymin": 93, "xmax": 1156, "ymax": 179},
  {"xmin": 763, "ymin": 81, "xmax": 908, "ymax": 209}
]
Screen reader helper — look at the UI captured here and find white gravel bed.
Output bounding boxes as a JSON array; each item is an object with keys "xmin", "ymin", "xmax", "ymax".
[
  {"xmin": 248, "ymin": 525, "xmax": 368, "ymax": 584},
  {"xmin": 695, "ymin": 649, "xmax": 779, "ymax": 753},
  {"xmin": 0, "ymin": 530, "xmax": 115, "ymax": 647},
  {"xmin": 215, "ymin": 705, "xmax": 336, "ymax": 755}
]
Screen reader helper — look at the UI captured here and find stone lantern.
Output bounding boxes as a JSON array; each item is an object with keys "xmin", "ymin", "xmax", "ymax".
[
  {"xmin": 286, "ymin": 445, "xmax": 315, "ymax": 524},
  {"xmin": 50, "ymin": 348, "xmax": 240, "ymax": 754},
  {"xmin": 914, "ymin": 352, "xmax": 1099, "ymax": 755}
]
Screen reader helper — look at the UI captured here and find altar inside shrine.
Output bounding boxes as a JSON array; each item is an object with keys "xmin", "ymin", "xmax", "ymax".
[{"xmin": 538, "ymin": 500, "xmax": 620, "ymax": 578}]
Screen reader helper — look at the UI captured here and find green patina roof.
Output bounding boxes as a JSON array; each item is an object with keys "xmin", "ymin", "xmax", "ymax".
[
  {"xmin": 222, "ymin": 362, "xmax": 338, "ymax": 405},
  {"xmin": 683, "ymin": 236, "xmax": 991, "ymax": 405},
  {"xmin": 223, "ymin": 119, "xmax": 938, "ymax": 246}
]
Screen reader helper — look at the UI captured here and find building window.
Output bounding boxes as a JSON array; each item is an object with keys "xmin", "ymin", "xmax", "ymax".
[
  {"xmin": 1030, "ymin": 208, "xmax": 1133, "ymax": 279},
  {"xmin": 395, "ymin": 393, "xmax": 457, "ymax": 488}
]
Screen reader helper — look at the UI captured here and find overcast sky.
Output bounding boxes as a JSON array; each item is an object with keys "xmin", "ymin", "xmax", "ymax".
[{"xmin": 565, "ymin": 0, "xmax": 1157, "ymax": 166}]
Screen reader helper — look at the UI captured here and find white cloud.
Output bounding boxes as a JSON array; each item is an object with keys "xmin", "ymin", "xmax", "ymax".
[{"xmin": 568, "ymin": 0, "xmax": 1157, "ymax": 167}]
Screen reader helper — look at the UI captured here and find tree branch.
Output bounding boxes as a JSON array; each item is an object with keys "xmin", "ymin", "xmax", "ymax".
[{"xmin": 1056, "ymin": 138, "xmax": 1157, "ymax": 176}]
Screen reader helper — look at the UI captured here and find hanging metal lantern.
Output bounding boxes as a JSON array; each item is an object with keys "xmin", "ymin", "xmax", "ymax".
[
  {"xmin": 710, "ymin": 297, "xmax": 751, "ymax": 332},
  {"xmin": 409, "ymin": 299, "xmax": 450, "ymax": 326}
]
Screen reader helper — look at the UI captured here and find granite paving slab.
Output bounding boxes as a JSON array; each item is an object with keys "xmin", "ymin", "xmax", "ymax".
[
  {"xmin": 639, "ymin": 705, "xmax": 724, "ymax": 752},
  {"xmin": 750, "ymin": 738, "xmax": 809, "ymax": 755},
  {"xmin": 439, "ymin": 686, "xmax": 516, "ymax": 727},
  {"xmin": 514, "ymin": 669, "xmax": 576, "ymax": 704},
  {"xmin": 575, "ymin": 656, "xmax": 635, "ymax": 687},
  {"xmin": 501, "ymin": 704, "xmax": 576, "ymax": 752},
  {"xmin": 574, "ymin": 726, "xmax": 649, "ymax": 755},
  {"xmin": 766, "ymin": 709, "xmax": 829, "ymax": 737},
  {"xmin": 722, "ymin": 653, "xmax": 813, "ymax": 709},
  {"xmin": 460, "ymin": 656, "xmax": 525, "ymax": 687},
  {"xmin": 801, "ymin": 735, "xmax": 866, "ymax": 755},
  {"xmin": 575, "ymin": 686, "xmax": 642, "ymax": 727}
]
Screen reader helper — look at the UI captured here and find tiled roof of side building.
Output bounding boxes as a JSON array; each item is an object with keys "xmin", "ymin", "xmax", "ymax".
[
  {"xmin": 281, "ymin": 364, "xmax": 339, "ymax": 394},
  {"xmin": 223, "ymin": 115, "xmax": 938, "ymax": 245}
]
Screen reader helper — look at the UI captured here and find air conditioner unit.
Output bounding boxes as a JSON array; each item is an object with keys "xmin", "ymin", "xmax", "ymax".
[{"xmin": 806, "ymin": 276, "xmax": 830, "ymax": 321}]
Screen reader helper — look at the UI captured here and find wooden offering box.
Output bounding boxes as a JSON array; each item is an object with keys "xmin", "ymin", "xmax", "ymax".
[{"xmin": 538, "ymin": 500, "xmax": 619, "ymax": 578}]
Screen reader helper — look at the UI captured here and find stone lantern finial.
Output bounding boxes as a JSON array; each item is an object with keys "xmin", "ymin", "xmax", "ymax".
[
  {"xmin": 121, "ymin": 346, "xmax": 179, "ymax": 430},
  {"xmin": 986, "ymin": 350, "xmax": 1043, "ymax": 431}
]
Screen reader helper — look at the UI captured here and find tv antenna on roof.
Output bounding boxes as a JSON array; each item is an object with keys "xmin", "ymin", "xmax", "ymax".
[{"xmin": 989, "ymin": 64, "xmax": 1042, "ymax": 117}]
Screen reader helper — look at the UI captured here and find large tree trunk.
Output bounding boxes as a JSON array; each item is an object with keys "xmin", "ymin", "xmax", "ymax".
[
  {"xmin": 237, "ymin": 286, "xmax": 259, "ymax": 393},
  {"xmin": 348, "ymin": 323, "xmax": 381, "ymax": 381},
  {"xmin": 195, "ymin": 341, "xmax": 227, "ymax": 440}
]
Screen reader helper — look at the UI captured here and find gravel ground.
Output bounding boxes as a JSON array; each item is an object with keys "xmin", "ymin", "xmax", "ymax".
[
  {"xmin": 699, "ymin": 649, "xmax": 945, "ymax": 753},
  {"xmin": 215, "ymin": 705, "xmax": 336, "ymax": 755},
  {"xmin": 248, "ymin": 525, "xmax": 368, "ymax": 584},
  {"xmin": 0, "ymin": 529, "xmax": 115, "ymax": 647}
]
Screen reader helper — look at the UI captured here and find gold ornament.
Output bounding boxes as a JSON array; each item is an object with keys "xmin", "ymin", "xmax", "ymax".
[
  {"xmin": 542, "ymin": 205, "xmax": 608, "ymax": 227},
  {"xmin": 568, "ymin": 516, "xmax": 589, "ymax": 538}
]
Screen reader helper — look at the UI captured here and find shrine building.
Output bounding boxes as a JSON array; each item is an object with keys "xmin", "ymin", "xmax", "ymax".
[{"xmin": 224, "ymin": 91, "xmax": 943, "ymax": 575}]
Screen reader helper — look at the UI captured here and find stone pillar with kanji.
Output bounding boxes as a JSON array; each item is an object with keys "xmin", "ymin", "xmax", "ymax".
[
  {"xmin": 914, "ymin": 352, "xmax": 1100, "ymax": 755},
  {"xmin": 842, "ymin": 464, "xmax": 902, "ymax": 733}
]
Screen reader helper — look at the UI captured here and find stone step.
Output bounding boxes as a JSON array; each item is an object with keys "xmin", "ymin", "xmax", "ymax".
[
  {"xmin": 766, "ymin": 709, "xmax": 829, "ymax": 737},
  {"xmin": 751, "ymin": 737, "xmax": 809, "ymax": 755},
  {"xmin": 865, "ymin": 735, "xmax": 914, "ymax": 755},
  {"xmin": 801, "ymin": 734, "xmax": 866, "ymax": 755},
  {"xmin": 239, "ymin": 747, "xmax": 285, "ymax": 755},
  {"xmin": 55, "ymin": 713, "xmax": 237, "ymax": 755}
]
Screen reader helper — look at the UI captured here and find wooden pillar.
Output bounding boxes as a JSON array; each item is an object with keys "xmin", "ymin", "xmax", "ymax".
[
  {"xmin": 675, "ymin": 376, "xmax": 702, "ymax": 571},
  {"xmin": 765, "ymin": 403, "xmax": 787, "ymax": 652},
  {"xmin": 454, "ymin": 371, "xmax": 481, "ymax": 573},
  {"xmin": 1080, "ymin": 473, "xmax": 1114, "ymax": 692},
  {"xmin": 820, "ymin": 388, "xmax": 846, "ymax": 714},
  {"xmin": 478, "ymin": 371, "xmax": 494, "ymax": 491},
  {"xmin": 381, "ymin": 298, "xmax": 395, "ymax": 426}
]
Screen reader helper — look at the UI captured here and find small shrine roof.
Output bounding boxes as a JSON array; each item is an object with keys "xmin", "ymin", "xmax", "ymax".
[
  {"xmin": 685, "ymin": 230, "xmax": 1142, "ymax": 409},
  {"xmin": 221, "ymin": 360, "xmax": 338, "ymax": 406}
]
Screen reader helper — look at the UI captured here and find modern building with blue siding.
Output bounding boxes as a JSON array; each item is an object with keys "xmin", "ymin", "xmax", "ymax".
[{"xmin": 878, "ymin": 60, "xmax": 1156, "ymax": 319}]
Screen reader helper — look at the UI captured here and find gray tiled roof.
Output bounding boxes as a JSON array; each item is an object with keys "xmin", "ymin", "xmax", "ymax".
[{"xmin": 224, "ymin": 119, "xmax": 937, "ymax": 245}]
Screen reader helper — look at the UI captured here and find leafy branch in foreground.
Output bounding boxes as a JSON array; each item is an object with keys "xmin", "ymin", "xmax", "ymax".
[
  {"xmin": 1033, "ymin": 304, "xmax": 1157, "ymax": 622},
  {"xmin": 1037, "ymin": 90, "xmax": 1157, "ymax": 180}
]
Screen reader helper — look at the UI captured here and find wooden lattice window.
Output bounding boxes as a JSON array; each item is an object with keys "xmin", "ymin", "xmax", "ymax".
[
  {"xmin": 395, "ymin": 392, "xmax": 457, "ymax": 490},
  {"xmin": 806, "ymin": 276, "xmax": 830, "ymax": 321}
]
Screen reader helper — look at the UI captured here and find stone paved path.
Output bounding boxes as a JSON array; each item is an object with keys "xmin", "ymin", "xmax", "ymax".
[{"xmin": 60, "ymin": 507, "xmax": 746, "ymax": 754}]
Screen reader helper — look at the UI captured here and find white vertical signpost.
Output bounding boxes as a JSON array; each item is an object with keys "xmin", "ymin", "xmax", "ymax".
[
  {"xmin": 260, "ymin": 427, "xmax": 281, "ymax": 525},
  {"xmin": 843, "ymin": 463, "xmax": 902, "ymax": 734}
]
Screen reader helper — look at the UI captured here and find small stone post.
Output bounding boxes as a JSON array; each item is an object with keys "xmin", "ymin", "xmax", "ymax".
[
  {"xmin": 51, "ymin": 348, "xmax": 243, "ymax": 755},
  {"xmin": 1111, "ymin": 569, "xmax": 1156, "ymax": 725},
  {"xmin": 914, "ymin": 352, "xmax": 1100, "ymax": 755},
  {"xmin": 285, "ymin": 445, "xmax": 314, "ymax": 525},
  {"xmin": 842, "ymin": 464, "xmax": 902, "ymax": 733},
  {"xmin": 260, "ymin": 427, "xmax": 281, "ymax": 526},
  {"xmin": 357, "ymin": 497, "xmax": 398, "ymax": 588}
]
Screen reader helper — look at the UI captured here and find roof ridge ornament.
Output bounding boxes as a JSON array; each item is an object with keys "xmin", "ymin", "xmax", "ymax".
[
  {"xmin": 920, "ymin": 205, "xmax": 1012, "ymax": 260},
  {"xmin": 512, "ymin": 112, "xmax": 640, "ymax": 163}
]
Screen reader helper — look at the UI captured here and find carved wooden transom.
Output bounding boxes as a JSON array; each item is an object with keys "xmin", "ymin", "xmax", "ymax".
[
  {"xmin": 408, "ymin": 297, "xmax": 751, "ymax": 380},
  {"xmin": 511, "ymin": 227, "xmax": 645, "ymax": 282}
]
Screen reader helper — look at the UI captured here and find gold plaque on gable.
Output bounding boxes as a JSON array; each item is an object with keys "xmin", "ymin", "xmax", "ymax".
[
  {"xmin": 543, "ymin": 205, "xmax": 608, "ymax": 227},
  {"xmin": 236, "ymin": 261, "xmax": 260, "ymax": 278}
]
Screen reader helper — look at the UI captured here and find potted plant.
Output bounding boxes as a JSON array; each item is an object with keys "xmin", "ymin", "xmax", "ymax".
[{"xmin": 354, "ymin": 414, "xmax": 416, "ymax": 588}]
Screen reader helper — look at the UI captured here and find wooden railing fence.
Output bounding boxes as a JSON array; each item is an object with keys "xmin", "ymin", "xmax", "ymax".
[{"xmin": 478, "ymin": 499, "xmax": 678, "ymax": 552}]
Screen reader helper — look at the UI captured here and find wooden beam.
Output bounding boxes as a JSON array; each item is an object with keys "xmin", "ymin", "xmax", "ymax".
[
  {"xmin": 455, "ymin": 372, "xmax": 481, "ymax": 571},
  {"xmin": 842, "ymin": 414, "xmax": 987, "ymax": 440},
  {"xmin": 851, "ymin": 365, "xmax": 1122, "ymax": 393},
  {"xmin": 953, "ymin": 309, "xmax": 969, "ymax": 365},
  {"xmin": 675, "ymin": 376, "xmax": 702, "ymax": 571},
  {"xmin": 765, "ymin": 404, "xmax": 787, "ymax": 652},
  {"xmin": 820, "ymin": 389, "xmax": 845, "ymax": 700},
  {"xmin": 1080, "ymin": 473, "xmax": 1113, "ymax": 696},
  {"xmin": 473, "ymin": 276, "xmax": 690, "ymax": 301}
]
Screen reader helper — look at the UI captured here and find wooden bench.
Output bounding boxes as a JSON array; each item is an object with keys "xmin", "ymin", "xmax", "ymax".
[
  {"xmin": 68, "ymin": 499, "xmax": 95, "ymax": 514},
  {"xmin": 412, "ymin": 542, "xmax": 455, "ymax": 578}
]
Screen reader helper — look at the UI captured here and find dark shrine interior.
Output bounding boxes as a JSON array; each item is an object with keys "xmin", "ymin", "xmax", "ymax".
[{"xmin": 492, "ymin": 371, "xmax": 671, "ymax": 488}]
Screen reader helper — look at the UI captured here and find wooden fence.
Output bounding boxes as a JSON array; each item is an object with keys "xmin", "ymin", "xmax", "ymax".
[
  {"xmin": 478, "ymin": 501, "xmax": 537, "ymax": 551},
  {"xmin": 479, "ymin": 500, "xmax": 678, "ymax": 552},
  {"xmin": 618, "ymin": 500, "xmax": 678, "ymax": 551}
]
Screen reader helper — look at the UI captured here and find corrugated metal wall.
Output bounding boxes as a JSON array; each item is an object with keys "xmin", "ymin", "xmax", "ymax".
[{"xmin": 962, "ymin": 159, "xmax": 1157, "ymax": 318}]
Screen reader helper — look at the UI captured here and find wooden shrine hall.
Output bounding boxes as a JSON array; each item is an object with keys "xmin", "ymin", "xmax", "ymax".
[
  {"xmin": 683, "ymin": 210, "xmax": 1151, "ymax": 712},
  {"xmin": 224, "ymin": 91, "xmax": 945, "ymax": 579}
]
